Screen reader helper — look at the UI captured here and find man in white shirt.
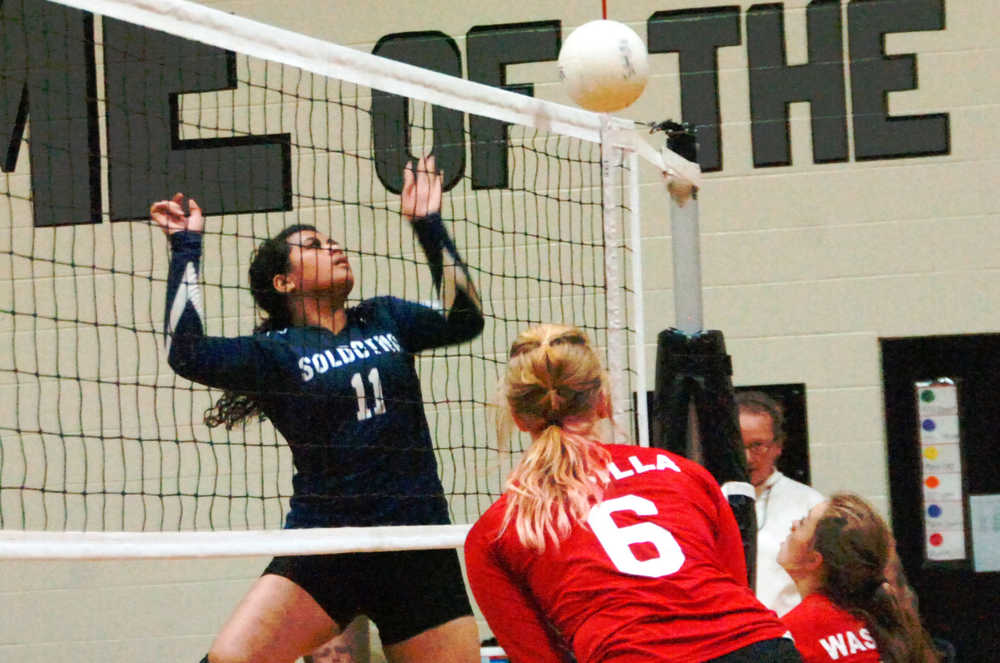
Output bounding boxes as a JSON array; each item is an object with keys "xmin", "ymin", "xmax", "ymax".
[{"xmin": 736, "ymin": 391, "xmax": 824, "ymax": 617}]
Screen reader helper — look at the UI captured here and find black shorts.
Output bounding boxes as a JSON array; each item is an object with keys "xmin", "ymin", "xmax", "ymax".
[{"xmin": 263, "ymin": 548, "xmax": 473, "ymax": 645}]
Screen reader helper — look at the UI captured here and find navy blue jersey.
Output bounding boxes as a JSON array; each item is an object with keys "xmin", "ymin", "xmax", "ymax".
[{"xmin": 163, "ymin": 215, "xmax": 483, "ymax": 527}]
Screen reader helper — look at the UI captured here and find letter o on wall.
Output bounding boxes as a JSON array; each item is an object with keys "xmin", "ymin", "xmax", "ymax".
[{"xmin": 371, "ymin": 32, "xmax": 465, "ymax": 193}]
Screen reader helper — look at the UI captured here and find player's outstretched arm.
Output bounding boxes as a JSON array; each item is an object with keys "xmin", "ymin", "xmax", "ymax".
[
  {"xmin": 152, "ymin": 193, "xmax": 208, "ymax": 361},
  {"xmin": 151, "ymin": 194, "xmax": 267, "ymax": 392},
  {"xmin": 402, "ymin": 155, "xmax": 483, "ymax": 330}
]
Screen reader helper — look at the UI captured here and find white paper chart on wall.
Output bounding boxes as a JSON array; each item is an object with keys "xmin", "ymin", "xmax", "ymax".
[{"xmin": 915, "ymin": 379, "xmax": 967, "ymax": 563}]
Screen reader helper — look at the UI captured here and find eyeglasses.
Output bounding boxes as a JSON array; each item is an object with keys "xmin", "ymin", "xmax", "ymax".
[{"xmin": 744, "ymin": 441, "xmax": 775, "ymax": 454}]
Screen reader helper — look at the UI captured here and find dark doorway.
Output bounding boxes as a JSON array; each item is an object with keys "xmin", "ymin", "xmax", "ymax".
[{"xmin": 881, "ymin": 333, "xmax": 1000, "ymax": 663}]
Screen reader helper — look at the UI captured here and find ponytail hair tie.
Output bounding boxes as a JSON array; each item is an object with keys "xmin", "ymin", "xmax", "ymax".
[{"xmin": 543, "ymin": 406, "xmax": 563, "ymax": 426}]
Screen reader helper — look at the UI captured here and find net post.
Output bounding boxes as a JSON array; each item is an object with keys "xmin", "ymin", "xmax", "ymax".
[
  {"xmin": 600, "ymin": 114, "xmax": 630, "ymax": 444},
  {"xmin": 668, "ymin": 179, "xmax": 703, "ymax": 336},
  {"xmin": 647, "ymin": 122, "xmax": 758, "ymax": 589},
  {"xmin": 661, "ymin": 121, "xmax": 704, "ymax": 335},
  {"xmin": 627, "ymin": 149, "xmax": 650, "ymax": 447}
]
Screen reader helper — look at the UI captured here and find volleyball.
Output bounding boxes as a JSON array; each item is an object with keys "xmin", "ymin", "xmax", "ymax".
[{"xmin": 558, "ymin": 19, "xmax": 650, "ymax": 113}]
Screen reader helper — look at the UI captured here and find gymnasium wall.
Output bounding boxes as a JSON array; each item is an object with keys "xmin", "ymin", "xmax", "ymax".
[{"xmin": 2, "ymin": 1, "xmax": 997, "ymax": 661}]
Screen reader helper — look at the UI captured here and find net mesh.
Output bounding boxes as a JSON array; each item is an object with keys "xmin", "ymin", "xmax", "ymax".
[{"xmin": 0, "ymin": 0, "xmax": 643, "ymax": 541}]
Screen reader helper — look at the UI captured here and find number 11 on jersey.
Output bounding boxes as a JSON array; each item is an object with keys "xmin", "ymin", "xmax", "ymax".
[{"xmin": 351, "ymin": 368, "xmax": 387, "ymax": 421}]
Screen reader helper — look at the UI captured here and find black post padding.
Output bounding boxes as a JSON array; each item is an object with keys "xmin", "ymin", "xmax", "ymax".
[
  {"xmin": 651, "ymin": 327, "xmax": 757, "ymax": 589},
  {"xmin": 726, "ymin": 493, "xmax": 757, "ymax": 586}
]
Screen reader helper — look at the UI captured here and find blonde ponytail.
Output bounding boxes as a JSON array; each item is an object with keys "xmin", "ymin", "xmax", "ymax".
[{"xmin": 499, "ymin": 324, "xmax": 613, "ymax": 552}]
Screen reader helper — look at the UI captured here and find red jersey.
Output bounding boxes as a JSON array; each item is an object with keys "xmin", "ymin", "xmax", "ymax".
[
  {"xmin": 465, "ymin": 444, "xmax": 788, "ymax": 663},
  {"xmin": 782, "ymin": 594, "xmax": 880, "ymax": 663}
]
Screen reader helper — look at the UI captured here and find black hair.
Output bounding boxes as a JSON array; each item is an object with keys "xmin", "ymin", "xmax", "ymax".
[{"xmin": 203, "ymin": 224, "xmax": 317, "ymax": 429}]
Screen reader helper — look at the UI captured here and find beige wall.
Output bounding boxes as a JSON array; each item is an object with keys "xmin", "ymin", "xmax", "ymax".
[{"xmin": 2, "ymin": 0, "xmax": 997, "ymax": 661}]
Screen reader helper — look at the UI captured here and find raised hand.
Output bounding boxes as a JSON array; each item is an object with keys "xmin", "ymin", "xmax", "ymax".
[
  {"xmin": 401, "ymin": 155, "xmax": 443, "ymax": 222},
  {"xmin": 150, "ymin": 193, "xmax": 205, "ymax": 236}
]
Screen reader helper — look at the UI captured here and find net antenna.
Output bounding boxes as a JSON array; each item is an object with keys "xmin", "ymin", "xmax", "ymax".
[{"xmin": 0, "ymin": 0, "xmax": 651, "ymax": 559}]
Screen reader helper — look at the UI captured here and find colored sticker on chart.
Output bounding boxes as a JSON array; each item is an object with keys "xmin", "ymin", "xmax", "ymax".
[
  {"xmin": 918, "ymin": 415, "xmax": 960, "ymax": 444},
  {"xmin": 925, "ymin": 500, "xmax": 965, "ymax": 530},
  {"xmin": 922, "ymin": 443, "xmax": 963, "ymax": 474},
  {"xmin": 926, "ymin": 529, "xmax": 966, "ymax": 561},
  {"xmin": 916, "ymin": 383, "xmax": 958, "ymax": 416},
  {"xmin": 923, "ymin": 472, "xmax": 962, "ymax": 501}
]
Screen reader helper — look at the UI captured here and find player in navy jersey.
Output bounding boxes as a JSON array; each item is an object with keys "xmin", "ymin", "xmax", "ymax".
[
  {"xmin": 464, "ymin": 323, "xmax": 802, "ymax": 663},
  {"xmin": 151, "ymin": 156, "xmax": 482, "ymax": 663}
]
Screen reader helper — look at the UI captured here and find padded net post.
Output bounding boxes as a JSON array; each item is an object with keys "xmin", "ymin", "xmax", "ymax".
[{"xmin": 647, "ymin": 124, "xmax": 757, "ymax": 587}]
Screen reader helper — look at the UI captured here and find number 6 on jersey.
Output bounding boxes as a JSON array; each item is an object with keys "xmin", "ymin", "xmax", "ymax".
[{"xmin": 587, "ymin": 494, "xmax": 686, "ymax": 578}]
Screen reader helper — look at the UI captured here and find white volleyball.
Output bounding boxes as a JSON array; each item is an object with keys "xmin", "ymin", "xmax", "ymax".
[{"xmin": 558, "ymin": 19, "xmax": 650, "ymax": 113}]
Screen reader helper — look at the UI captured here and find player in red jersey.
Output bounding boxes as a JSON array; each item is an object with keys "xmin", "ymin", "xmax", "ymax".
[
  {"xmin": 464, "ymin": 323, "xmax": 801, "ymax": 663},
  {"xmin": 778, "ymin": 493, "xmax": 939, "ymax": 663}
]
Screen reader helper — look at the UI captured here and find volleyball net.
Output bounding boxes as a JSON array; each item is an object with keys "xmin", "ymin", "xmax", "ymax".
[{"xmin": 0, "ymin": 0, "xmax": 668, "ymax": 559}]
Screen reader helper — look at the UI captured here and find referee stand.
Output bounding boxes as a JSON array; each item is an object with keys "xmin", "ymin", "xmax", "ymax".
[{"xmin": 648, "ymin": 123, "xmax": 758, "ymax": 589}]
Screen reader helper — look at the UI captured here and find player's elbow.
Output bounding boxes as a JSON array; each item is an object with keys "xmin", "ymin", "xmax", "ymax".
[
  {"xmin": 166, "ymin": 338, "xmax": 200, "ymax": 381},
  {"xmin": 447, "ymin": 290, "xmax": 484, "ymax": 339},
  {"xmin": 448, "ymin": 305, "xmax": 485, "ymax": 342}
]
